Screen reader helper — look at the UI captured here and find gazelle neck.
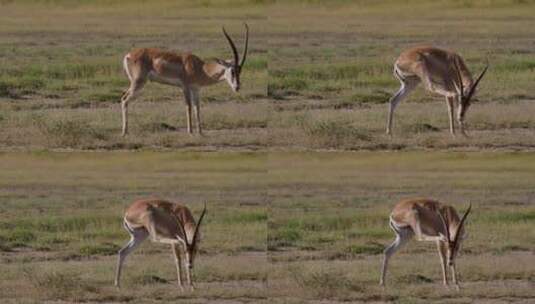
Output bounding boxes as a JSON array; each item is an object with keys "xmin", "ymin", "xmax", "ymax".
[{"xmin": 202, "ymin": 59, "xmax": 230, "ymax": 85}]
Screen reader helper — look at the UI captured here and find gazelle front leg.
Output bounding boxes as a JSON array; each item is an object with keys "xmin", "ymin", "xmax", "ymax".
[
  {"xmin": 446, "ymin": 96, "xmax": 456, "ymax": 136},
  {"xmin": 172, "ymin": 244, "xmax": 184, "ymax": 290},
  {"xmin": 437, "ymin": 241, "xmax": 448, "ymax": 286},
  {"xmin": 450, "ymin": 264, "xmax": 461, "ymax": 291},
  {"xmin": 191, "ymin": 89, "xmax": 202, "ymax": 135},
  {"xmin": 183, "ymin": 88, "xmax": 193, "ymax": 134},
  {"xmin": 457, "ymin": 105, "xmax": 468, "ymax": 138},
  {"xmin": 181, "ymin": 243, "xmax": 194, "ymax": 290}
]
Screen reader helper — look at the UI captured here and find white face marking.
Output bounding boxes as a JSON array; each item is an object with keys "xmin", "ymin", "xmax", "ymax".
[{"xmin": 223, "ymin": 67, "xmax": 239, "ymax": 92}]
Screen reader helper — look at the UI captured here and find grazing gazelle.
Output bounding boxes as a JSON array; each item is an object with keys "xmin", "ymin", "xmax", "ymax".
[
  {"xmin": 114, "ymin": 199, "xmax": 207, "ymax": 289},
  {"xmin": 120, "ymin": 23, "xmax": 249, "ymax": 136},
  {"xmin": 386, "ymin": 46, "xmax": 488, "ymax": 136},
  {"xmin": 380, "ymin": 198, "xmax": 471, "ymax": 289}
]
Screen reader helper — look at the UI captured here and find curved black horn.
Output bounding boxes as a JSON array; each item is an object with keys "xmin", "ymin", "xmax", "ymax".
[
  {"xmin": 437, "ymin": 210, "xmax": 451, "ymax": 242},
  {"xmin": 222, "ymin": 27, "xmax": 239, "ymax": 67},
  {"xmin": 192, "ymin": 203, "xmax": 207, "ymax": 248},
  {"xmin": 239, "ymin": 23, "xmax": 249, "ymax": 68},
  {"xmin": 171, "ymin": 211, "xmax": 189, "ymax": 247},
  {"xmin": 465, "ymin": 63, "xmax": 489, "ymax": 102},
  {"xmin": 453, "ymin": 58, "xmax": 464, "ymax": 98},
  {"xmin": 453, "ymin": 203, "xmax": 472, "ymax": 247}
]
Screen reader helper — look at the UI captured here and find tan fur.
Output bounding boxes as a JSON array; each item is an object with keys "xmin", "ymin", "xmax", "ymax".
[
  {"xmin": 124, "ymin": 198, "xmax": 197, "ymax": 243},
  {"xmin": 395, "ymin": 46, "xmax": 474, "ymax": 94},
  {"xmin": 115, "ymin": 198, "xmax": 206, "ymax": 290},
  {"xmin": 119, "ymin": 25, "xmax": 248, "ymax": 136},
  {"xmin": 387, "ymin": 46, "xmax": 487, "ymax": 136},
  {"xmin": 380, "ymin": 197, "xmax": 470, "ymax": 289},
  {"xmin": 390, "ymin": 198, "xmax": 463, "ymax": 241}
]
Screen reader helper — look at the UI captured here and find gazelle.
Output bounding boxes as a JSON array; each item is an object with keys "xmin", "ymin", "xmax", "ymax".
[
  {"xmin": 380, "ymin": 198, "xmax": 471, "ymax": 289},
  {"xmin": 120, "ymin": 23, "xmax": 249, "ymax": 136},
  {"xmin": 114, "ymin": 199, "xmax": 207, "ymax": 289},
  {"xmin": 386, "ymin": 46, "xmax": 488, "ymax": 136}
]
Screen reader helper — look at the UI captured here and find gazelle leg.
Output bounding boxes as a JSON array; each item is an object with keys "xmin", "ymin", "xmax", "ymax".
[
  {"xmin": 181, "ymin": 242, "xmax": 194, "ymax": 289},
  {"xmin": 380, "ymin": 224, "xmax": 412, "ymax": 286},
  {"xmin": 172, "ymin": 244, "xmax": 184, "ymax": 290},
  {"xmin": 121, "ymin": 79, "xmax": 145, "ymax": 137},
  {"xmin": 191, "ymin": 89, "xmax": 202, "ymax": 135},
  {"xmin": 437, "ymin": 241, "xmax": 448, "ymax": 286},
  {"xmin": 386, "ymin": 76, "xmax": 418, "ymax": 135},
  {"xmin": 183, "ymin": 88, "xmax": 193, "ymax": 134},
  {"xmin": 115, "ymin": 226, "xmax": 148, "ymax": 287},
  {"xmin": 457, "ymin": 103, "xmax": 468, "ymax": 137},
  {"xmin": 450, "ymin": 264, "xmax": 460, "ymax": 290},
  {"xmin": 446, "ymin": 96, "xmax": 456, "ymax": 136}
]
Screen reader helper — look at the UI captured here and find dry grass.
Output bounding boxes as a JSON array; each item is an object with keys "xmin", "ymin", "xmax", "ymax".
[
  {"xmin": 267, "ymin": 0, "xmax": 535, "ymax": 151},
  {"xmin": 268, "ymin": 152, "xmax": 535, "ymax": 302},
  {"xmin": 2, "ymin": 1, "xmax": 535, "ymax": 151},
  {"xmin": 0, "ymin": 152, "xmax": 267, "ymax": 303}
]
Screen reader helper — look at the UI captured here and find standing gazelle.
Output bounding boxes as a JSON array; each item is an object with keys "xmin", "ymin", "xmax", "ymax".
[
  {"xmin": 380, "ymin": 198, "xmax": 471, "ymax": 289},
  {"xmin": 120, "ymin": 23, "xmax": 249, "ymax": 136},
  {"xmin": 386, "ymin": 46, "xmax": 488, "ymax": 136},
  {"xmin": 114, "ymin": 199, "xmax": 207, "ymax": 289}
]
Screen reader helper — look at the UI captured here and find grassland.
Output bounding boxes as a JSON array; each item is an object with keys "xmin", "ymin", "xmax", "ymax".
[
  {"xmin": 1, "ymin": 1, "xmax": 535, "ymax": 304},
  {"xmin": 1, "ymin": 151, "xmax": 534, "ymax": 303},
  {"xmin": 268, "ymin": 152, "xmax": 535, "ymax": 303},
  {"xmin": 268, "ymin": 0, "xmax": 535, "ymax": 150},
  {"xmin": 0, "ymin": 0, "xmax": 268, "ymax": 150},
  {"xmin": 2, "ymin": 1, "xmax": 535, "ymax": 150},
  {"xmin": 0, "ymin": 152, "xmax": 267, "ymax": 303}
]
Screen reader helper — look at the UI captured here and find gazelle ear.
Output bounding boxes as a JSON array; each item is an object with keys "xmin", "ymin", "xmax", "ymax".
[{"xmin": 438, "ymin": 232, "xmax": 449, "ymax": 242}]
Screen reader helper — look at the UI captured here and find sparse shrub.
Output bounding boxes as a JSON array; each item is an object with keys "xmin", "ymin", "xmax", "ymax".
[
  {"xmin": 269, "ymin": 226, "xmax": 302, "ymax": 248},
  {"xmin": 223, "ymin": 211, "xmax": 267, "ymax": 224},
  {"xmin": 403, "ymin": 122, "xmax": 440, "ymax": 133},
  {"xmin": 132, "ymin": 274, "xmax": 169, "ymax": 285},
  {"xmin": 35, "ymin": 117, "xmax": 109, "ymax": 147},
  {"xmin": 3, "ymin": 229, "xmax": 36, "ymax": 247},
  {"xmin": 79, "ymin": 242, "xmax": 120, "ymax": 256},
  {"xmin": 345, "ymin": 242, "xmax": 384, "ymax": 255},
  {"xmin": 348, "ymin": 91, "xmax": 390, "ymax": 104},
  {"xmin": 268, "ymin": 78, "xmax": 308, "ymax": 96},
  {"xmin": 303, "ymin": 119, "xmax": 371, "ymax": 147},
  {"xmin": 206, "ymin": 113, "xmax": 268, "ymax": 130},
  {"xmin": 397, "ymin": 274, "xmax": 433, "ymax": 284},
  {"xmin": 24, "ymin": 268, "xmax": 97, "ymax": 300},
  {"xmin": 291, "ymin": 267, "xmax": 361, "ymax": 298}
]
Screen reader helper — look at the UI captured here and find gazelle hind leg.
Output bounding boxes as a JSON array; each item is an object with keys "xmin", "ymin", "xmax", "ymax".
[
  {"xmin": 380, "ymin": 221, "xmax": 412, "ymax": 286},
  {"xmin": 437, "ymin": 241, "xmax": 448, "ymax": 286},
  {"xmin": 115, "ymin": 223, "xmax": 148, "ymax": 287},
  {"xmin": 121, "ymin": 78, "xmax": 146, "ymax": 136},
  {"xmin": 386, "ymin": 69, "xmax": 419, "ymax": 135}
]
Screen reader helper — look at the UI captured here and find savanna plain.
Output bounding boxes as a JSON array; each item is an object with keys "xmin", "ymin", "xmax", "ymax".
[{"xmin": 0, "ymin": 0, "xmax": 534, "ymax": 303}]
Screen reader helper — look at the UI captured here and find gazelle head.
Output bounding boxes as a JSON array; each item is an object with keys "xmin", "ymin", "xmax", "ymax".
[
  {"xmin": 438, "ymin": 204, "xmax": 472, "ymax": 266},
  {"xmin": 177, "ymin": 204, "xmax": 207, "ymax": 270},
  {"xmin": 221, "ymin": 23, "xmax": 249, "ymax": 92},
  {"xmin": 454, "ymin": 60, "xmax": 489, "ymax": 121}
]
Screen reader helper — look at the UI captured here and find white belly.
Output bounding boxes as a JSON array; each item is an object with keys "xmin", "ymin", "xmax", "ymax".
[{"xmin": 148, "ymin": 72, "xmax": 184, "ymax": 87}]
